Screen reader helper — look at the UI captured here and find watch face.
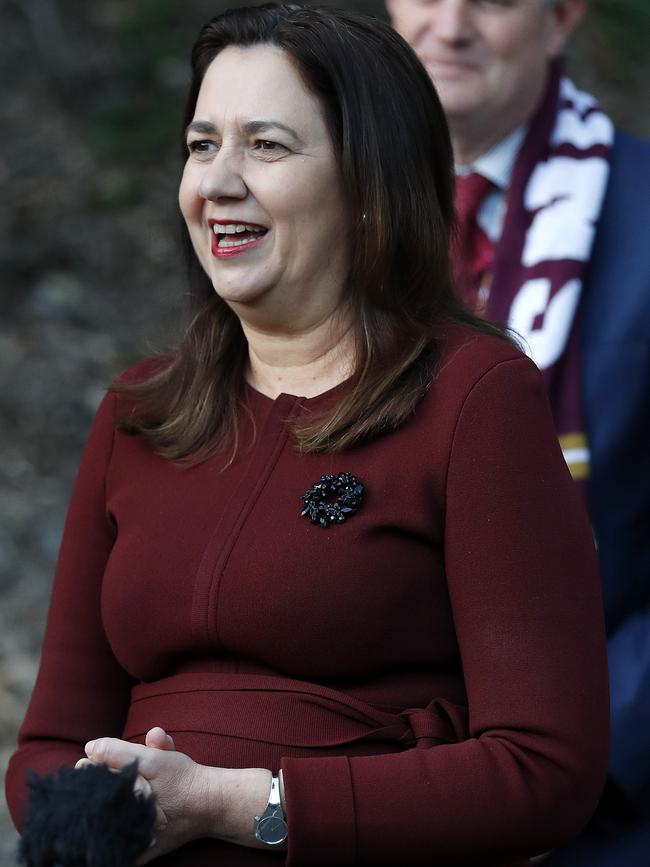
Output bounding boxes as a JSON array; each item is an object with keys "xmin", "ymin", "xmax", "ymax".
[{"xmin": 257, "ymin": 812, "xmax": 288, "ymax": 845}]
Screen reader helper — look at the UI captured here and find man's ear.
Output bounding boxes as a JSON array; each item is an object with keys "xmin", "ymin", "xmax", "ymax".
[
  {"xmin": 385, "ymin": 0, "xmax": 398, "ymax": 23},
  {"xmin": 547, "ymin": 0, "xmax": 587, "ymax": 58}
]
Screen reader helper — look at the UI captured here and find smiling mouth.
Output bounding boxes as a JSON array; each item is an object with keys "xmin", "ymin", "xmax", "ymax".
[{"xmin": 210, "ymin": 222, "xmax": 268, "ymax": 257}]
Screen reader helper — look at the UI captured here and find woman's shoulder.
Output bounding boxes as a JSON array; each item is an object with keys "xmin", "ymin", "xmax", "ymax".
[
  {"xmin": 112, "ymin": 355, "xmax": 172, "ymax": 387},
  {"xmin": 413, "ymin": 322, "xmax": 546, "ymax": 434},
  {"xmin": 434, "ymin": 322, "xmax": 532, "ymax": 389},
  {"xmin": 101, "ymin": 356, "xmax": 174, "ymax": 437},
  {"xmin": 407, "ymin": 323, "xmax": 552, "ymax": 461}
]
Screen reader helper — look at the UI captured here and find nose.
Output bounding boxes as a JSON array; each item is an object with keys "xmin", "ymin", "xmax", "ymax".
[
  {"xmin": 432, "ymin": 0, "xmax": 476, "ymax": 45},
  {"xmin": 198, "ymin": 147, "xmax": 247, "ymax": 201}
]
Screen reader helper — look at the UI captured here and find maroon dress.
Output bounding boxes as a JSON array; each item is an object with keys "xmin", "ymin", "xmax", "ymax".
[{"xmin": 6, "ymin": 325, "xmax": 609, "ymax": 865}]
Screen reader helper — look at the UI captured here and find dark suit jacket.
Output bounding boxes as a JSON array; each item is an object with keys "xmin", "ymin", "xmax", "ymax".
[
  {"xmin": 581, "ymin": 130, "xmax": 650, "ymax": 812},
  {"xmin": 552, "ymin": 130, "xmax": 650, "ymax": 866}
]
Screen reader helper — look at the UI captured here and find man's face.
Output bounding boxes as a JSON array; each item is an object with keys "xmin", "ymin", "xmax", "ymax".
[{"xmin": 388, "ymin": 0, "xmax": 585, "ymax": 143}]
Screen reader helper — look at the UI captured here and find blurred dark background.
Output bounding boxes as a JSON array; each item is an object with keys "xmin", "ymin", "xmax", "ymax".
[{"xmin": 0, "ymin": 0, "xmax": 648, "ymax": 860}]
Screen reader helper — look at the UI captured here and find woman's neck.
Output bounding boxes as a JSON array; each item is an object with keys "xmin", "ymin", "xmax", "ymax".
[{"xmin": 242, "ymin": 313, "xmax": 355, "ymax": 400}]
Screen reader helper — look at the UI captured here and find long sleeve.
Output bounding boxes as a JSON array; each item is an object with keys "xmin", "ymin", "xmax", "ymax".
[
  {"xmin": 5, "ymin": 392, "xmax": 135, "ymax": 829},
  {"xmin": 281, "ymin": 356, "xmax": 609, "ymax": 864}
]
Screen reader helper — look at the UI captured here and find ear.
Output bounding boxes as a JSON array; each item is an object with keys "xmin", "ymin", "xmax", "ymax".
[
  {"xmin": 546, "ymin": 0, "xmax": 587, "ymax": 58},
  {"xmin": 385, "ymin": 0, "xmax": 398, "ymax": 23}
]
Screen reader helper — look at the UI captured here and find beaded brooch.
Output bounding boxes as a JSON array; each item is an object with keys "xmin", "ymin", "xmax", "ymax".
[{"xmin": 301, "ymin": 472, "xmax": 365, "ymax": 528}]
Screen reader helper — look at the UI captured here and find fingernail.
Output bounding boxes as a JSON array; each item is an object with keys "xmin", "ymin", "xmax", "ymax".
[{"xmin": 85, "ymin": 740, "xmax": 96, "ymax": 754}]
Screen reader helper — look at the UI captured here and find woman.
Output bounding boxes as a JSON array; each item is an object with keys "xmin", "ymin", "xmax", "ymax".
[{"xmin": 6, "ymin": 4, "xmax": 608, "ymax": 865}]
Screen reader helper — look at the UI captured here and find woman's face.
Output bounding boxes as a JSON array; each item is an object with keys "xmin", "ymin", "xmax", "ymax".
[{"xmin": 179, "ymin": 44, "xmax": 350, "ymax": 330}]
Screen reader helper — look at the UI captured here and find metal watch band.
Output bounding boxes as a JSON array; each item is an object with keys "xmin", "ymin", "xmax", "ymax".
[{"xmin": 254, "ymin": 773, "xmax": 288, "ymax": 847}]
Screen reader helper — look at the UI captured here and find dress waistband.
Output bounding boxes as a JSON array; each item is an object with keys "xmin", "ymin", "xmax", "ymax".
[{"xmin": 124, "ymin": 672, "xmax": 468, "ymax": 751}]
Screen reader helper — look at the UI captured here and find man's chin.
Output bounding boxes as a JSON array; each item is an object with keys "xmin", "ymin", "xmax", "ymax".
[{"xmin": 427, "ymin": 78, "xmax": 486, "ymax": 122}]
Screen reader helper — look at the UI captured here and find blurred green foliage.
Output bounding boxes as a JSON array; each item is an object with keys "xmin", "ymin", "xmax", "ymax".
[
  {"xmin": 90, "ymin": 0, "xmax": 187, "ymax": 167},
  {"xmin": 586, "ymin": 0, "xmax": 650, "ymax": 86},
  {"xmin": 115, "ymin": 0, "xmax": 184, "ymax": 65},
  {"xmin": 92, "ymin": 169, "xmax": 148, "ymax": 208}
]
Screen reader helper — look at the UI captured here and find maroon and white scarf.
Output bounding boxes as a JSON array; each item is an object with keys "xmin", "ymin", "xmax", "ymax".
[{"xmin": 486, "ymin": 63, "xmax": 613, "ymax": 495}]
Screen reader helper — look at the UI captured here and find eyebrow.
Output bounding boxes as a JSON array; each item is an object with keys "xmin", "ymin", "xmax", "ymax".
[
  {"xmin": 184, "ymin": 118, "xmax": 303, "ymax": 144},
  {"xmin": 185, "ymin": 120, "xmax": 218, "ymax": 137}
]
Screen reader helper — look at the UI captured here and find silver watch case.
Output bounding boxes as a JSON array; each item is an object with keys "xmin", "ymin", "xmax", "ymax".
[{"xmin": 254, "ymin": 775, "xmax": 288, "ymax": 847}]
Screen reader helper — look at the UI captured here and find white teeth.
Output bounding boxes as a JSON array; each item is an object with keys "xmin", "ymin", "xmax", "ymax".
[
  {"xmin": 219, "ymin": 236, "xmax": 262, "ymax": 248},
  {"xmin": 212, "ymin": 223, "xmax": 265, "ymax": 235}
]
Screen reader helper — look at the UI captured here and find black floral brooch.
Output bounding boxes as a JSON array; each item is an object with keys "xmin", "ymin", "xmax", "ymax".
[{"xmin": 301, "ymin": 472, "xmax": 365, "ymax": 528}]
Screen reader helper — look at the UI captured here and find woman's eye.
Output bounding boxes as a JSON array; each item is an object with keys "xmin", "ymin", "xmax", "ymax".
[
  {"xmin": 187, "ymin": 139, "xmax": 218, "ymax": 158},
  {"xmin": 253, "ymin": 140, "xmax": 288, "ymax": 156}
]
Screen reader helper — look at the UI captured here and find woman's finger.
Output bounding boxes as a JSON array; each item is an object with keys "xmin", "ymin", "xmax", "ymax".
[
  {"xmin": 85, "ymin": 736, "xmax": 151, "ymax": 771},
  {"xmin": 133, "ymin": 772, "xmax": 167, "ymax": 829},
  {"xmin": 145, "ymin": 726, "xmax": 176, "ymax": 751},
  {"xmin": 133, "ymin": 773, "xmax": 153, "ymax": 798}
]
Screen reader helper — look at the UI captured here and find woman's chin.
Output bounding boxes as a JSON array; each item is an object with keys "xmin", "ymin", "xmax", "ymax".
[{"xmin": 212, "ymin": 283, "xmax": 272, "ymax": 312}]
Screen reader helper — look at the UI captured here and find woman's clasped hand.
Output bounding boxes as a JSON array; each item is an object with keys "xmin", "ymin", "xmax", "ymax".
[{"xmin": 76, "ymin": 727, "xmax": 277, "ymax": 861}]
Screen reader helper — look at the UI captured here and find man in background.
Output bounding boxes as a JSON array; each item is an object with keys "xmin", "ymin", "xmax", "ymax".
[{"xmin": 387, "ymin": 0, "xmax": 650, "ymax": 864}]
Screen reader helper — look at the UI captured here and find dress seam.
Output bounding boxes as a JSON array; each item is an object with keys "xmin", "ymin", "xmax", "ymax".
[
  {"xmin": 189, "ymin": 397, "xmax": 303, "ymax": 644},
  {"xmin": 211, "ymin": 399, "xmax": 303, "ymax": 640}
]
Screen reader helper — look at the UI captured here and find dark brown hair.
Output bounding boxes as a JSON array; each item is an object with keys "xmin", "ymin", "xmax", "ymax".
[{"xmin": 113, "ymin": 3, "xmax": 503, "ymax": 461}]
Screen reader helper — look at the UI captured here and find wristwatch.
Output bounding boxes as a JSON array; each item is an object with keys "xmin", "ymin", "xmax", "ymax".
[{"xmin": 254, "ymin": 773, "xmax": 288, "ymax": 847}]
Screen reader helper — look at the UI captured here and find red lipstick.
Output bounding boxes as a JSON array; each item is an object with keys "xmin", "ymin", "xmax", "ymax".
[{"xmin": 209, "ymin": 219, "xmax": 268, "ymax": 258}]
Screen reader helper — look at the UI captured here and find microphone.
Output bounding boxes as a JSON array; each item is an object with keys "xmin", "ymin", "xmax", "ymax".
[{"xmin": 18, "ymin": 761, "xmax": 156, "ymax": 867}]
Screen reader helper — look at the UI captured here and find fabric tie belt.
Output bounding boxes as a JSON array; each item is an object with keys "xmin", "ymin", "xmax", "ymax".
[{"xmin": 123, "ymin": 672, "xmax": 469, "ymax": 753}]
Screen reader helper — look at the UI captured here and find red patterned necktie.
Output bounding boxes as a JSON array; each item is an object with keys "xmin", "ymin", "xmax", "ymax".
[{"xmin": 453, "ymin": 172, "xmax": 494, "ymax": 311}]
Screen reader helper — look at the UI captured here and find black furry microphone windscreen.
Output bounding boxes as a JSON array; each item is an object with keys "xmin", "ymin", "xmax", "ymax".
[{"xmin": 18, "ymin": 761, "xmax": 156, "ymax": 867}]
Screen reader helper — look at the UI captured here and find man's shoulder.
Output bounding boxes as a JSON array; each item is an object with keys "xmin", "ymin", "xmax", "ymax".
[
  {"xmin": 581, "ymin": 129, "xmax": 650, "ymax": 361},
  {"xmin": 611, "ymin": 128, "xmax": 650, "ymax": 160},
  {"xmin": 604, "ymin": 128, "xmax": 650, "ymax": 208},
  {"xmin": 586, "ymin": 127, "xmax": 650, "ymax": 283}
]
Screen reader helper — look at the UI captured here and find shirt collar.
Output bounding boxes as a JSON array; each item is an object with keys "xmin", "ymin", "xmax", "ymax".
[{"xmin": 455, "ymin": 125, "xmax": 527, "ymax": 192}]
